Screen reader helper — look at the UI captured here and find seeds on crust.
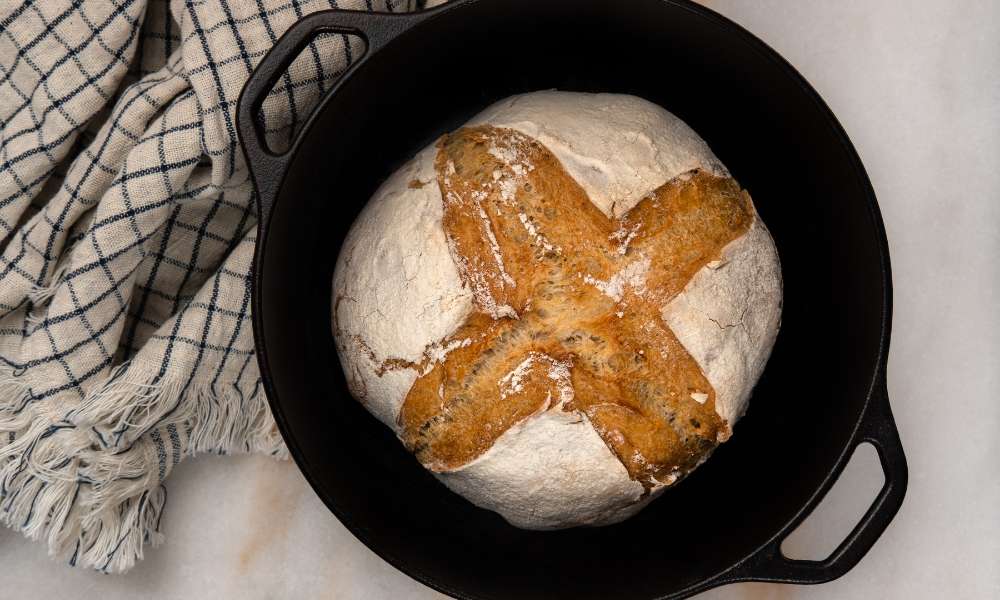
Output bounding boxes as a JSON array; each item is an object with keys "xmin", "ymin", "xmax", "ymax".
[{"xmin": 398, "ymin": 125, "xmax": 753, "ymax": 489}]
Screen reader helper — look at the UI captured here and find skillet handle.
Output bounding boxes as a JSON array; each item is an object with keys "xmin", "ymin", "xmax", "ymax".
[
  {"xmin": 720, "ymin": 375, "xmax": 908, "ymax": 586},
  {"xmin": 235, "ymin": 9, "xmax": 435, "ymax": 223}
]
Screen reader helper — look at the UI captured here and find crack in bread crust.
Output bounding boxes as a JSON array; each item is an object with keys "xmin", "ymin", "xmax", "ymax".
[{"xmin": 398, "ymin": 126, "xmax": 753, "ymax": 489}]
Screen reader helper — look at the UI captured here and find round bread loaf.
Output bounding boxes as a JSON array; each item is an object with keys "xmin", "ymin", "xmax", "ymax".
[{"xmin": 332, "ymin": 91, "xmax": 782, "ymax": 529}]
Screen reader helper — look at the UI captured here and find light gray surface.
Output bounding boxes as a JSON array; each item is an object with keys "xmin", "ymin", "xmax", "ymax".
[{"xmin": 2, "ymin": 0, "xmax": 998, "ymax": 598}]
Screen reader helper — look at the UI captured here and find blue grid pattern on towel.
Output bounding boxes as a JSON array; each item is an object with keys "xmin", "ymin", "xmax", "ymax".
[{"xmin": 0, "ymin": 0, "xmax": 423, "ymax": 573}]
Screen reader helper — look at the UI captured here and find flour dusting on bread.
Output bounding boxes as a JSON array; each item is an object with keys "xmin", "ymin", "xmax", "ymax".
[{"xmin": 332, "ymin": 91, "xmax": 782, "ymax": 528}]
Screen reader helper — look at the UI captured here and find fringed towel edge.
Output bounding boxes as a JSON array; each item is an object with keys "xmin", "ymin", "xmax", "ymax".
[{"xmin": 0, "ymin": 360, "xmax": 285, "ymax": 572}]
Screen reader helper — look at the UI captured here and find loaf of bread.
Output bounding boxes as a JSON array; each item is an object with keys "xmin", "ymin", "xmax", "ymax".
[{"xmin": 332, "ymin": 91, "xmax": 782, "ymax": 529}]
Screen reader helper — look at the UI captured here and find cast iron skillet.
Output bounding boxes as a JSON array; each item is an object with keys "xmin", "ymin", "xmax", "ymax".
[{"xmin": 236, "ymin": 1, "xmax": 908, "ymax": 598}]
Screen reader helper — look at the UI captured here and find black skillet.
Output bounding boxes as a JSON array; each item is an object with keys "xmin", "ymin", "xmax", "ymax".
[{"xmin": 236, "ymin": 1, "xmax": 908, "ymax": 598}]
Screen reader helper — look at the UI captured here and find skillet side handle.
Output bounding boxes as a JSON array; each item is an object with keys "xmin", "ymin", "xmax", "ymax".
[
  {"xmin": 721, "ymin": 374, "xmax": 908, "ymax": 586},
  {"xmin": 235, "ymin": 9, "xmax": 434, "ymax": 225}
]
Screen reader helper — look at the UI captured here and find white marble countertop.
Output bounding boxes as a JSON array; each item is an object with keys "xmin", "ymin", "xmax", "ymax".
[{"xmin": 2, "ymin": 0, "xmax": 997, "ymax": 598}]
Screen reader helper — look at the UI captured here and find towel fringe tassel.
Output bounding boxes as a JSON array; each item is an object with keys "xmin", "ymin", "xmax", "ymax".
[{"xmin": 0, "ymin": 362, "xmax": 284, "ymax": 572}]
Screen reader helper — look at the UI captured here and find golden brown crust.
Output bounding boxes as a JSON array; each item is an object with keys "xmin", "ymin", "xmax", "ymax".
[{"xmin": 398, "ymin": 126, "xmax": 753, "ymax": 488}]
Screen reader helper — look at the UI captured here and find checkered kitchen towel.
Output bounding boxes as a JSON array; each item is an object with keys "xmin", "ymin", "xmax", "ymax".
[{"xmin": 0, "ymin": 0, "xmax": 442, "ymax": 573}]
